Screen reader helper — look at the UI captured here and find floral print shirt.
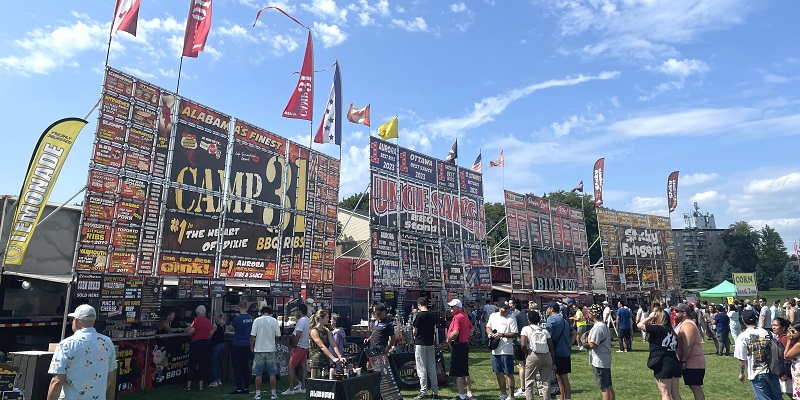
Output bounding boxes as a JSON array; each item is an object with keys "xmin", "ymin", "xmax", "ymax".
[{"xmin": 48, "ymin": 327, "xmax": 116, "ymax": 399}]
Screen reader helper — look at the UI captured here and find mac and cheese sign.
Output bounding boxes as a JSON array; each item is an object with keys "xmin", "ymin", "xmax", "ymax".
[
  {"xmin": 733, "ymin": 273, "xmax": 757, "ymax": 296},
  {"xmin": 368, "ymin": 136, "xmax": 490, "ymax": 291},
  {"xmin": 74, "ymin": 67, "xmax": 339, "ymax": 283}
]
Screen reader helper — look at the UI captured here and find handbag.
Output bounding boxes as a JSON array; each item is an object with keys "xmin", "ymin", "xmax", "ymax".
[
  {"xmin": 513, "ymin": 341, "xmax": 526, "ymax": 361},
  {"xmin": 647, "ymin": 352, "xmax": 664, "ymax": 370},
  {"xmin": 488, "ymin": 337, "xmax": 501, "ymax": 350}
]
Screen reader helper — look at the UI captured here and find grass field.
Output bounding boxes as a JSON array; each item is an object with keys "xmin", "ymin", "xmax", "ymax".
[{"xmin": 122, "ymin": 339, "xmax": 749, "ymax": 400}]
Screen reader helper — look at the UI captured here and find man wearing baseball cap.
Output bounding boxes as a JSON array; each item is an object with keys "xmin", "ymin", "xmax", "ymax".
[
  {"xmin": 47, "ymin": 304, "xmax": 117, "ymax": 400},
  {"xmin": 546, "ymin": 301, "xmax": 576, "ymax": 400},
  {"xmin": 734, "ymin": 308, "xmax": 781, "ymax": 399},
  {"xmin": 447, "ymin": 299, "xmax": 474, "ymax": 400}
]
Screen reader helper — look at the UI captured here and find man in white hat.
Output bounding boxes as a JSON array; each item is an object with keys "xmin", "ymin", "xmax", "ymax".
[
  {"xmin": 447, "ymin": 299, "xmax": 474, "ymax": 400},
  {"xmin": 47, "ymin": 304, "xmax": 116, "ymax": 400}
]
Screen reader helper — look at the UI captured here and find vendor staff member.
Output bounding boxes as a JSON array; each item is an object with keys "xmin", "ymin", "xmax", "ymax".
[
  {"xmin": 158, "ymin": 309, "xmax": 184, "ymax": 334},
  {"xmin": 365, "ymin": 304, "xmax": 395, "ymax": 354}
]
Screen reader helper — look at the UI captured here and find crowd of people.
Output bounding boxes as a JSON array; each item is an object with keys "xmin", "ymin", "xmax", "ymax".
[{"xmin": 48, "ymin": 296, "xmax": 800, "ymax": 400}]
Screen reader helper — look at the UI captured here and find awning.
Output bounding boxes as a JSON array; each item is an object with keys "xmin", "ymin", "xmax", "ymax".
[{"xmin": 2, "ymin": 271, "xmax": 72, "ymax": 284}]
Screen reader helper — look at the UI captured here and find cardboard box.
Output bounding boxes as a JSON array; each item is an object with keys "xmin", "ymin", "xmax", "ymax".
[
  {"xmin": 0, "ymin": 364, "xmax": 19, "ymax": 392},
  {"xmin": 0, "ymin": 389, "xmax": 23, "ymax": 400}
]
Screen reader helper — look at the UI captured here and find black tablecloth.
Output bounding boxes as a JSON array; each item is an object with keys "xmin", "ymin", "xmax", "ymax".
[{"xmin": 306, "ymin": 372, "xmax": 381, "ymax": 400}]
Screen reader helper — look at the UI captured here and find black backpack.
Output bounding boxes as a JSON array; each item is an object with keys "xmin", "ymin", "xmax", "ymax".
[{"xmin": 767, "ymin": 331, "xmax": 791, "ymax": 377}]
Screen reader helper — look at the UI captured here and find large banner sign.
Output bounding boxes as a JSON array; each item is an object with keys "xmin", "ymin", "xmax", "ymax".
[
  {"xmin": 502, "ymin": 190, "xmax": 590, "ymax": 292},
  {"xmin": 369, "ymin": 137, "xmax": 490, "ymax": 294},
  {"xmin": 4, "ymin": 118, "xmax": 88, "ymax": 266},
  {"xmin": 596, "ymin": 209, "xmax": 679, "ymax": 297},
  {"xmin": 74, "ymin": 67, "xmax": 339, "ymax": 290}
]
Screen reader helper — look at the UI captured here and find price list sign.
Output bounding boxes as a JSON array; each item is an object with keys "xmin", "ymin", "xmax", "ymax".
[{"xmin": 141, "ymin": 277, "xmax": 163, "ymax": 321}]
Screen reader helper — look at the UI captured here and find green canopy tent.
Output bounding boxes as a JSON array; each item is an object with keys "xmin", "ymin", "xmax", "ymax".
[{"xmin": 698, "ymin": 280, "xmax": 736, "ymax": 297}]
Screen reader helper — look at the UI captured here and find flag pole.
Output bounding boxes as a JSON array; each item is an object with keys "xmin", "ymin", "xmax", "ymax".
[
  {"xmin": 176, "ymin": 57, "xmax": 185, "ymax": 94},
  {"xmin": 105, "ymin": 3, "xmax": 116, "ymax": 67}
]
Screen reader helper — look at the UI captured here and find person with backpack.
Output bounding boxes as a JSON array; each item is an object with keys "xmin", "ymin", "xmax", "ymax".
[
  {"xmin": 783, "ymin": 322, "xmax": 800, "ymax": 399},
  {"xmin": 734, "ymin": 309, "xmax": 782, "ymax": 400},
  {"xmin": 520, "ymin": 310, "xmax": 554, "ymax": 400},
  {"xmin": 770, "ymin": 317, "xmax": 792, "ymax": 397}
]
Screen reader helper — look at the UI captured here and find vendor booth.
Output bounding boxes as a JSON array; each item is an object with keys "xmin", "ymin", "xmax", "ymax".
[{"xmin": 698, "ymin": 280, "xmax": 736, "ymax": 298}]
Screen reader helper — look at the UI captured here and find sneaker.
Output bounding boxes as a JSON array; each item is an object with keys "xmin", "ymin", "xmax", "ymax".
[
  {"xmin": 616, "ymin": 350, "xmax": 624, "ymax": 353},
  {"xmin": 254, "ymin": 394, "xmax": 262, "ymax": 400},
  {"xmin": 514, "ymin": 388, "xmax": 525, "ymax": 397},
  {"xmin": 295, "ymin": 387, "xmax": 306, "ymax": 394},
  {"xmin": 241, "ymin": 389, "xmax": 250, "ymax": 394},
  {"xmin": 281, "ymin": 389, "xmax": 295, "ymax": 395},
  {"xmin": 231, "ymin": 389, "xmax": 245, "ymax": 395},
  {"xmin": 270, "ymin": 395, "xmax": 278, "ymax": 400},
  {"xmin": 497, "ymin": 395, "xmax": 508, "ymax": 400},
  {"xmin": 293, "ymin": 384, "xmax": 302, "ymax": 391},
  {"xmin": 208, "ymin": 382, "xmax": 219, "ymax": 388}
]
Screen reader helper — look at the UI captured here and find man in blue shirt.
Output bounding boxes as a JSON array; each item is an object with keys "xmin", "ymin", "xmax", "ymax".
[
  {"xmin": 230, "ymin": 301, "xmax": 254, "ymax": 394},
  {"xmin": 615, "ymin": 301, "xmax": 632, "ymax": 352},
  {"xmin": 47, "ymin": 304, "xmax": 116, "ymax": 400},
  {"xmin": 713, "ymin": 304, "xmax": 731, "ymax": 356},
  {"xmin": 546, "ymin": 301, "xmax": 577, "ymax": 400}
]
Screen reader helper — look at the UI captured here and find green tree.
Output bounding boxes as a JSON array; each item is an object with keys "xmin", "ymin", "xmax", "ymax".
[
  {"xmin": 783, "ymin": 264, "xmax": 800, "ymax": 290},
  {"xmin": 698, "ymin": 261, "xmax": 717, "ymax": 289},
  {"xmin": 679, "ymin": 260, "xmax": 698, "ymax": 288},
  {"xmin": 483, "ymin": 202, "xmax": 506, "ymax": 247},
  {"xmin": 339, "ymin": 191, "xmax": 370, "ymax": 212},
  {"xmin": 720, "ymin": 221, "xmax": 759, "ymax": 275},
  {"xmin": 758, "ymin": 225, "xmax": 789, "ymax": 290}
]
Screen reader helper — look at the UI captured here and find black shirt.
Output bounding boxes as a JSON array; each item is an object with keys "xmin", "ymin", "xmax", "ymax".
[
  {"xmin": 413, "ymin": 311, "xmax": 440, "ymax": 346},
  {"xmin": 368, "ymin": 317, "xmax": 395, "ymax": 353}
]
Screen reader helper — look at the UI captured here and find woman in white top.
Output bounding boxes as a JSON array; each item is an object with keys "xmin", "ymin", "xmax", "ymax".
[
  {"xmin": 520, "ymin": 310, "xmax": 554, "ymax": 400},
  {"xmin": 636, "ymin": 306, "xmax": 649, "ymax": 342},
  {"xmin": 727, "ymin": 306, "xmax": 741, "ymax": 341}
]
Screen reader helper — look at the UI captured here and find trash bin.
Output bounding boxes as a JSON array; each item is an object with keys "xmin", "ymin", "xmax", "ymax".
[{"xmin": 9, "ymin": 351, "xmax": 54, "ymax": 400}]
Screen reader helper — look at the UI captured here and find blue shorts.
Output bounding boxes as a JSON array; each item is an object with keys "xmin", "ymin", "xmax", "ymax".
[
  {"xmin": 252, "ymin": 352, "xmax": 278, "ymax": 377},
  {"xmin": 492, "ymin": 354, "xmax": 514, "ymax": 375}
]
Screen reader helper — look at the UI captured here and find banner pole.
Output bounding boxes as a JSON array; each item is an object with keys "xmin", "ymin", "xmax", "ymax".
[
  {"xmin": 34, "ymin": 186, "xmax": 87, "ymax": 228},
  {"xmin": 0, "ymin": 196, "xmax": 11, "ymax": 288},
  {"xmin": 176, "ymin": 57, "xmax": 185, "ymax": 94},
  {"xmin": 337, "ymin": 182, "xmax": 370, "ymax": 243}
]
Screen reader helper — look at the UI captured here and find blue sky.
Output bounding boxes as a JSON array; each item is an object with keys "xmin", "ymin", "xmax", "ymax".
[{"xmin": 1, "ymin": 0, "xmax": 799, "ymax": 252}]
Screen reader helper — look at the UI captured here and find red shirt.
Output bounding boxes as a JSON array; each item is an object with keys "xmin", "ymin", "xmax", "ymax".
[
  {"xmin": 448, "ymin": 311, "xmax": 471, "ymax": 343},
  {"xmin": 190, "ymin": 315, "xmax": 212, "ymax": 341}
]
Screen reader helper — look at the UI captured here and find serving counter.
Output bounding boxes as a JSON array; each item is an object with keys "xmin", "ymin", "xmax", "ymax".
[{"xmin": 113, "ymin": 333, "xmax": 191, "ymax": 395}]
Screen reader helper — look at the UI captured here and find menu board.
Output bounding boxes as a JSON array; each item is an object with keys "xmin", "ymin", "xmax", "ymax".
[
  {"xmin": 124, "ymin": 277, "xmax": 143, "ymax": 323},
  {"xmin": 177, "ymin": 277, "xmax": 192, "ymax": 299},
  {"xmin": 75, "ymin": 273, "xmax": 103, "ymax": 298},
  {"xmin": 100, "ymin": 275, "xmax": 126, "ymax": 317},
  {"xmin": 210, "ymin": 279, "xmax": 226, "ymax": 298},
  {"xmin": 141, "ymin": 277, "xmax": 163, "ymax": 321},
  {"xmin": 190, "ymin": 278, "xmax": 210, "ymax": 299}
]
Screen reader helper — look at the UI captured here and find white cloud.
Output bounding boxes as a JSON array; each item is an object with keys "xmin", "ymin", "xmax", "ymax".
[
  {"xmin": 547, "ymin": 0, "xmax": 752, "ymax": 61},
  {"xmin": 357, "ymin": 12, "xmax": 375, "ymax": 26},
  {"xmin": 609, "ymin": 107, "xmax": 758, "ymax": 137},
  {"xmin": 549, "ymin": 112, "xmax": 605, "ymax": 137},
  {"xmin": 744, "ymin": 172, "xmax": 800, "ymax": 194},
  {"xmin": 301, "ymin": 0, "xmax": 348, "ymax": 23},
  {"xmin": 0, "ymin": 20, "xmax": 107, "ymax": 75},
  {"xmin": 649, "ymin": 58, "xmax": 709, "ymax": 79},
  {"xmin": 628, "ymin": 196, "xmax": 668, "ymax": 215},
  {"xmin": 391, "ymin": 17, "xmax": 428, "ymax": 32},
  {"xmin": 339, "ymin": 144, "xmax": 372, "ymax": 197},
  {"xmin": 450, "ymin": 3, "xmax": 468, "ymax": 13},
  {"xmin": 218, "ymin": 24, "xmax": 258, "ymax": 42},
  {"xmin": 680, "ymin": 173, "xmax": 719, "ymax": 186},
  {"xmin": 690, "ymin": 190, "xmax": 723, "ymax": 204},
  {"xmin": 270, "ymin": 34, "xmax": 299, "ymax": 53},
  {"xmin": 122, "ymin": 67, "xmax": 156, "ymax": 79},
  {"xmin": 425, "ymin": 71, "xmax": 620, "ymax": 138},
  {"xmin": 313, "ymin": 22, "xmax": 347, "ymax": 47}
]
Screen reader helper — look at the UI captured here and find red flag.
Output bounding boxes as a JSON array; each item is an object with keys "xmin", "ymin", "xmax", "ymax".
[
  {"xmin": 667, "ymin": 171, "xmax": 679, "ymax": 213},
  {"xmin": 347, "ymin": 103, "xmax": 370, "ymax": 126},
  {"xmin": 571, "ymin": 180, "xmax": 584, "ymax": 193},
  {"xmin": 112, "ymin": 0, "xmax": 140, "ymax": 36},
  {"xmin": 593, "ymin": 158, "xmax": 605, "ymax": 207},
  {"xmin": 182, "ymin": 0, "xmax": 213, "ymax": 58},
  {"xmin": 283, "ymin": 31, "xmax": 314, "ymax": 120},
  {"xmin": 489, "ymin": 150, "xmax": 504, "ymax": 167}
]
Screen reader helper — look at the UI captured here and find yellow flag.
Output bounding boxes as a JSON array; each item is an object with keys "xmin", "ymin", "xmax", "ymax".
[
  {"xmin": 378, "ymin": 116, "xmax": 398, "ymax": 140},
  {"xmin": 4, "ymin": 118, "xmax": 87, "ymax": 265}
]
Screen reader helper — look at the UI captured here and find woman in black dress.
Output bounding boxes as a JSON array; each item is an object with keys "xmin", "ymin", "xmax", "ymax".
[{"xmin": 637, "ymin": 309, "xmax": 682, "ymax": 400}]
